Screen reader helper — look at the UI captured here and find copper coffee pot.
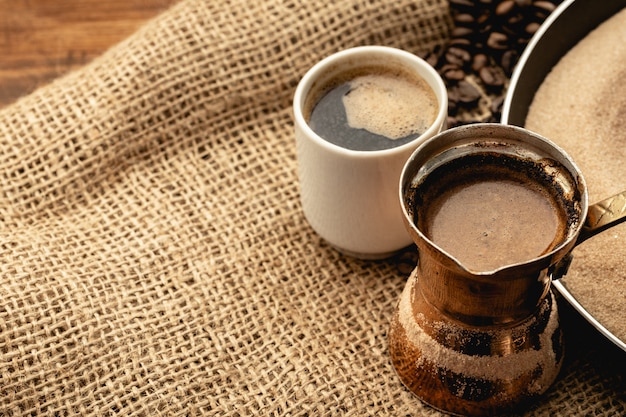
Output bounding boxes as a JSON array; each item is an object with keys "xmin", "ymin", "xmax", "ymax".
[{"xmin": 388, "ymin": 124, "xmax": 626, "ymax": 416}]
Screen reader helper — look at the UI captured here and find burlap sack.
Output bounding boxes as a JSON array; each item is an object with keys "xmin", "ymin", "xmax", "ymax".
[{"xmin": 0, "ymin": 0, "xmax": 624, "ymax": 415}]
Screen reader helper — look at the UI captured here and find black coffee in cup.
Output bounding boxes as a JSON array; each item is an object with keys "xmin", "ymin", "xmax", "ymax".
[{"xmin": 304, "ymin": 65, "xmax": 438, "ymax": 151}]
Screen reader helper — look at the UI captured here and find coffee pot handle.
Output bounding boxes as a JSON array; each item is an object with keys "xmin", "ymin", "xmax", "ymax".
[
  {"xmin": 576, "ymin": 190, "xmax": 626, "ymax": 245},
  {"xmin": 551, "ymin": 191, "xmax": 626, "ymax": 280}
]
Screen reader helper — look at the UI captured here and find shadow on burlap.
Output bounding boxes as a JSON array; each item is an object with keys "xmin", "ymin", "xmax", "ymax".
[{"xmin": 0, "ymin": 0, "xmax": 624, "ymax": 415}]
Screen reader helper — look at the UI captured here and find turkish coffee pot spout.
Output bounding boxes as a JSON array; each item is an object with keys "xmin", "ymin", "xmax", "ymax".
[{"xmin": 388, "ymin": 124, "xmax": 626, "ymax": 416}]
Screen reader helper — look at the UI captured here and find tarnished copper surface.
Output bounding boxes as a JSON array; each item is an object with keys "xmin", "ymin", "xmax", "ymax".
[
  {"xmin": 389, "ymin": 269, "xmax": 563, "ymax": 416},
  {"xmin": 388, "ymin": 124, "xmax": 626, "ymax": 415}
]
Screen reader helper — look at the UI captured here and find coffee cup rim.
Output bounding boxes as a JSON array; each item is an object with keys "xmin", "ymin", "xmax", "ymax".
[{"xmin": 293, "ymin": 45, "xmax": 448, "ymax": 158}]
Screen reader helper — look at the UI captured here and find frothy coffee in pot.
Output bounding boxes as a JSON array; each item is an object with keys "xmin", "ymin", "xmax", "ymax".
[
  {"xmin": 408, "ymin": 152, "xmax": 572, "ymax": 272},
  {"xmin": 305, "ymin": 65, "xmax": 438, "ymax": 151}
]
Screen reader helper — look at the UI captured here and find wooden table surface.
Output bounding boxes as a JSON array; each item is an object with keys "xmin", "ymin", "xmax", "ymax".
[{"xmin": 0, "ymin": 0, "xmax": 179, "ymax": 108}]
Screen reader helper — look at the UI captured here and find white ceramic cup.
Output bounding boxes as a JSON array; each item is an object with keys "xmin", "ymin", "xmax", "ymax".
[{"xmin": 293, "ymin": 46, "xmax": 447, "ymax": 259}]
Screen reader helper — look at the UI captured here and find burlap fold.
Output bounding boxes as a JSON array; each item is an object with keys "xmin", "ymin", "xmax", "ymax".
[{"xmin": 0, "ymin": 0, "xmax": 624, "ymax": 415}]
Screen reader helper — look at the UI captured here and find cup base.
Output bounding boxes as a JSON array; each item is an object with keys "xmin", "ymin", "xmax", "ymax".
[{"xmin": 329, "ymin": 242, "xmax": 408, "ymax": 260}]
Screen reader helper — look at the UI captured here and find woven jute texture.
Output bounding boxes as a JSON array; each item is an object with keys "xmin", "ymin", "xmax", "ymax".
[{"xmin": 0, "ymin": 0, "xmax": 624, "ymax": 415}]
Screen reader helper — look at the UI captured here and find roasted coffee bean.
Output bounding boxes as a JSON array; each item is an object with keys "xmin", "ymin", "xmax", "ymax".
[
  {"xmin": 472, "ymin": 53, "xmax": 489, "ymax": 72},
  {"xmin": 507, "ymin": 13, "xmax": 524, "ymax": 27},
  {"xmin": 495, "ymin": 0, "xmax": 515, "ymax": 15},
  {"xmin": 420, "ymin": 49, "xmax": 440, "ymax": 68},
  {"xmin": 447, "ymin": 47, "xmax": 472, "ymax": 65},
  {"xmin": 478, "ymin": 23, "xmax": 494, "ymax": 36},
  {"xmin": 502, "ymin": 14, "xmax": 524, "ymax": 29},
  {"xmin": 443, "ymin": 67, "xmax": 466, "ymax": 81},
  {"xmin": 514, "ymin": 0, "xmax": 532, "ymax": 6},
  {"xmin": 449, "ymin": 38, "xmax": 472, "ymax": 50},
  {"xmin": 525, "ymin": 21, "xmax": 541, "ymax": 35},
  {"xmin": 500, "ymin": 49, "xmax": 518, "ymax": 75},
  {"xmin": 476, "ymin": 10, "xmax": 492, "ymax": 26},
  {"xmin": 455, "ymin": 80, "xmax": 482, "ymax": 104},
  {"xmin": 445, "ymin": 52, "xmax": 465, "ymax": 68},
  {"xmin": 534, "ymin": 1, "xmax": 557, "ymax": 13},
  {"xmin": 487, "ymin": 32, "xmax": 509, "ymax": 50},
  {"xmin": 452, "ymin": 26, "xmax": 474, "ymax": 38},
  {"xmin": 425, "ymin": 54, "xmax": 440, "ymax": 68},
  {"xmin": 450, "ymin": 0, "xmax": 476, "ymax": 8},
  {"xmin": 479, "ymin": 66, "xmax": 506, "ymax": 87},
  {"xmin": 454, "ymin": 13, "xmax": 476, "ymax": 25}
]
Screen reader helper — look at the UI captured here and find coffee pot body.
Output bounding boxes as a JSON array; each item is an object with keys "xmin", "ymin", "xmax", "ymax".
[{"xmin": 388, "ymin": 124, "xmax": 590, "ymax": 415}]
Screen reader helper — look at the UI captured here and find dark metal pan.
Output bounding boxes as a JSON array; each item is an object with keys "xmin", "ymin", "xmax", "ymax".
[{"xmin": 502, "ymin": 0, "xmax": 626, "ymax": 352}]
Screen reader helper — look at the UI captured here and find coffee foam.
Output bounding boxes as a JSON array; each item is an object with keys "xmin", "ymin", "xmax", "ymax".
[{"xmin": 342, "ymin": 74, "xmax": 437, "ymax": 140}]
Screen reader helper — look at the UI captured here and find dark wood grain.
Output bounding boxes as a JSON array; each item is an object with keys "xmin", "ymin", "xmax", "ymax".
[{"xmin": 0, "ymin": 0, "xmax": 178, "ymax": 108}]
